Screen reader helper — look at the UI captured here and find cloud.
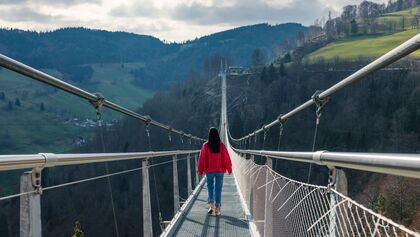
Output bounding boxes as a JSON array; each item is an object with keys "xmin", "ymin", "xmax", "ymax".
[
  {"xmin": 0, "ymin": 7, "xmax": 61, "ymax": 23},
  {"xmin": 0, "ymin": 0, "xmax": 26, "ymax": 4},
  {"xmin": 171, "ymin": 0, "xmax": 324, "ymax": 25},
  {"xmin": 109, "ymin": 1, "xmax": 160, "ymax": 18},
  {"xmin": 0, "ymin": 0, "xmax": 389, "ymax": 42}
]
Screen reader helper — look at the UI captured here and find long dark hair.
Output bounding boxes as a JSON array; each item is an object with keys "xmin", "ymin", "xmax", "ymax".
[{"xmin": 208, "ymin": 127, "xmax": 221, "ymax": 153}]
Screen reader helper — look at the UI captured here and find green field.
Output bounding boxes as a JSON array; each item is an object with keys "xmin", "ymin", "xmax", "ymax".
[
  {"xmin": 384, "ymin": 7, "xmax": 420, "ymax": 16},
  {"xmin": 0, "ymin": 62, "xmax": 154, "ymax": 154},
  {"xmin": 375, "ymin": 7, "xmax": 420, "ymax": 31},
  {"xmin": 306, "ymin": 29, "xmax": 420, "ymax": 62}
]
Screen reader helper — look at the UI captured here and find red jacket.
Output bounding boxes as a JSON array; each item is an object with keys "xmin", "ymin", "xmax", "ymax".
[{"xmin": 198, "ymin": 142, "xmax": 232, "ymax": 175}]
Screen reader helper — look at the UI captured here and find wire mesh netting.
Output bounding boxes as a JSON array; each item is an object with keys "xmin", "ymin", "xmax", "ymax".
[{"xmin": 231, "ymin": 152, "xmax": 419, "ymax": 237}]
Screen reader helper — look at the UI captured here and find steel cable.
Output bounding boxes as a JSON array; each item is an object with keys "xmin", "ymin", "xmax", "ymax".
[{"xmin": 0, "ymin": 156, "xmax": 193, "ymax": 202}]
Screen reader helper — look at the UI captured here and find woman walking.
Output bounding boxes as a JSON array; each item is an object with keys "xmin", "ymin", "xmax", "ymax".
[{"xmin": 198, "ymin": 127, "xmax": 232, "ymax": 216}]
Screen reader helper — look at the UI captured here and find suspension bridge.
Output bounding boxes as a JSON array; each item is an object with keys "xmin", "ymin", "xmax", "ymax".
[{"xmin": 0, "ymin": 33, "xmax": 419, "ymax": 237}]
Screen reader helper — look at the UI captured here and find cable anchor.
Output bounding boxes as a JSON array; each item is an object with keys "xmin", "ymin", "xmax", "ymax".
[
  {"xmin": 144, "ymin": 116, "xmax": 152, "ymax": 137},
  {"xmin": 327, "ymin": 167, "xmax": 337, "ymax": 193},
  {"xmin": 90, "ymin": 93, "xmax": 105, "ymax": 126},
  {"xmin": 311, "ymin": 90, "xmax": 329, "ymax": 125},
  {"xmin": 262, "ymin": 125, "xmax": 268, "ymax": 142},
  {"xmin": 31, "ymin": 167, "xmax": 43, "ymax": 194},
  {"xmin": 277, "ymin": 116, "xmax": 285, "ymax": 150},
  {"xmin": 180, "ymin": 132, "xmax": 184, "ymax": 144},
  {"xmin": 167, "ymin": 127, "xmax": 172, "ymax": 142},
  {"xmin": 277, "ymin": 114, "xmax": 287, "ymax": 125}
]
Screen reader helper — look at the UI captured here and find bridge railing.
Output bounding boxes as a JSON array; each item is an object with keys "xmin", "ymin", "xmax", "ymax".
[
  {"xmin": 0, "ymin": 53, "xmax": 206, "ymax": 237},
  {"xmin": 0, "ymin": 150, "xmax": 201, "ymax": 237},
  {"xmin": 230, "ymin": 33, "xmax": 420, "ymax": 143},
  {"xmin": 225, "ymin": 33, "xmax": 420, "ymax": 236},
  {"xmin": 0, "ymin": 53, "xmax": 206, "ymax": 143},
  {"xmin": 233, "ymin": 149, "xmax": 420, "ymax": 179},
  {"xmin": 230, "ymin": 154, "xmax": 420, "ymax": 237}
]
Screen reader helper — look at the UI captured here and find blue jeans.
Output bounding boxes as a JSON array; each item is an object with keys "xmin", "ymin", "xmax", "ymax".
[{"xmin": 206, "ymin": 172, "xmax": 224, "ymax": 208}]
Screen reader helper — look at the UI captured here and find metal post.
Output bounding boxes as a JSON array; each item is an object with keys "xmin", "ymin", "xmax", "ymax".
[
  {"xmin": 173, "ymin": 155, "xmax": 180, "ymax": 213},
  {"xmin": 336, "ymin": 169, "xmax": 348, "ymax": 195},
  {"xmin": 187, "ymin": 154, "xmax": 192, "ymax": 195},
  {"xmin": 20, "ymin": 171, "xmax": 42, "ymax": 237},
  {"xmin": 195, "ymin": 154, "xmax": 199, "ymax": 186},
  {"xmin": 328, "ymin": 168, "xmax": 337, "ymax": 237},
  {"xmin": 142, "ymin": 159, "xmax": 153, "ymax": 237},
  {"xmin": 266, "ymin": 157, "xmax": 273, "ymax": 168},
  {"xmin": 263, "ymin": 158, "xmax": 273, "ymax": 237},
  {"xmin": 328, "ymin": 168, "xmax": 347, "ymax": 237},
  {"xmin": 247, "ymin": 154, "xmax": 255, "ymax": 210}
]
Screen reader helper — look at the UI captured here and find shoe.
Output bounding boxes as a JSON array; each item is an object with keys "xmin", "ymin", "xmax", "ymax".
[
  {"xmin": 214, "ymin": 207, "xmax": 221, "ymax": 216},
  {"xmin": 208, "ymin": 203, "xmax": 214, "ymax": 215}
]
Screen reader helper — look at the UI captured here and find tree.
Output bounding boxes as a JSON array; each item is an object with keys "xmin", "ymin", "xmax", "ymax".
[
  {"xmin": 40, "ymin": 102, "xmax": 45, "ymax": 112},
  {"xmin": 6, "ymin": 101, "xmax": 13, "ymax": 111},
  {"xmin": 295, "ymin": 31, "xmax": 305, "ymax": 46},
  {"xmin": 0, "ymin": 92, "xmax": 5, "ymax": 101},
  {"xmin": 279, "ymin": 63, "xmax": 286, "ymax": 76},
  {"xmin": 266, "ymin": 64, "xmax": 276, "ymax": 84},
  {"xmin": 350, "ymin": 19, "xmax": 358, "ymax": 34},
  {"xmin": 251, "ymin": 48, "xmax": 264, "ymax": 67},
  {"xmin": 325, "ymin": 11, "xmax": 337, "ymax": 39},
  {"xmin": 15, "ymin": 98, "xmax": 21, "ymax": 107},
  {"xmin": 283, "ymin": 53, "xmax": 292, "ymax": 63},
  {"xmin": 358, "ymin": 1, "xmax": 384, "ymax": 33},
  {"xmin": 203, "ymin": 53, "xmax": 223, "ymax": 79},
  {"xmin": 401, "ymin": 16, "xmax": 405, "ymax": 30},
  {"xmin": 71, "ymin": 220, "xmax": 84, "ymax": 237},
  {"xmin": 260, "ymin": 67, "xmax": 269, "ymax": 84}
]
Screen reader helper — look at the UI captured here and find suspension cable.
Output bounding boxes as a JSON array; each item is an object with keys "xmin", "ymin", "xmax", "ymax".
[
  {"xmin": 0, "ymin": 54, "xmax": 205, "ymax": 143},
  {"xmin": 144, "ymin": 121, "xmax": 164, "ymax": 231},
  {"xmin": 0, "ymin": 156, "xmax": 193, "ymax": 202},
  {"xmin": 307, "ymin": 91, "xmax": 328, "ymax": 184},
  {"xmin": 91, "ymin": 94, "xmax": 120, "ymax": 237},
  {"xmin": 274, "ymin": 118, "xmax": 285, "ymax": 171},
  {"xmin": 228, "ymin": 33, "xmax": 420, "ymax": 143},
  {"xmin": 262, "ymin": 126, "xmax": 268, "ymax": 150}
]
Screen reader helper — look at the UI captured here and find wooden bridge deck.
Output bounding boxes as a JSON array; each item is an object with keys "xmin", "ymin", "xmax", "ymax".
[{"xmin": 172, "ymin": 174, "xmax": 251, "ymax": 237}]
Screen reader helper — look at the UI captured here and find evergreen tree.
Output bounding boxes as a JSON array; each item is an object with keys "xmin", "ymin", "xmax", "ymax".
[
  {"xmin": 15, "ymin": 98, "xmax": 21, "ymax": 107},
  {"xmin": 260, "ymin": 67, "xmax": 269, "ymax": 84},
  {"xmin": 283, "ymin": 53, "xmax": 292, "ymax": 63},
  {"xmin": 350, "ymin": 19, "xmax": 358, "ymax": 34},
  {"xmin": 268, "ymin": 64, "xmax": 276, "ymax": 83},
  {"xmin": 251, "ymin": 48, "xmax": 264, "ymax": 67},
  {"xmin": 6, "ymin": 101, "xmax": 13, "ymax": 111},
  {"xmin": 279, "ymin": 63, "xmax": 286, "ymax": 76}
]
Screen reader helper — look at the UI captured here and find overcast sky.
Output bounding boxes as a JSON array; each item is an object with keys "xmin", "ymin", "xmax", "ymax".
[{"xmin": 0, "ymin": 0, "xmax": 387, "ymax": 42}]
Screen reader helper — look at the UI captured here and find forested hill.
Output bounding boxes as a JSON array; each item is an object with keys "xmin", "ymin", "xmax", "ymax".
[
  {"xmin": 0, "ymin": 23, "xmax": 307, "ymax": 88},
  {"xmin": 0, "ymin": 28, "xmax": 166, "ymax": 68},
  {"xmin": 43, "ymin": 57, "xmax": 418, "ymax": 237},
  {"xmin": 0, "ymin": 23, "xmax": 306, "ymax": 154}
]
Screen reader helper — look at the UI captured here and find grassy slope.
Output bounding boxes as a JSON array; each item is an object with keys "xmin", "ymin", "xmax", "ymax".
[
  {"xmin": 376, "ymin": 7, "xmax": 420, "ymax": 30},
  {"xmin": 306, "ymin": 29, "xmax": 420, "ymax": 62},
  {"xmin": 306, "ymin": 6, "xmax": 420, "ymax": 62},
  {"xmin": 383, "ymin": 6, "xmax": 420, "ymax": 16},
  {"xmin": 0, "ymin": 63, "xmax": 153, "ymax": 195},
  {"xmin": 0, "ymin": 62, "xmax": 153, "ymax": 154}
]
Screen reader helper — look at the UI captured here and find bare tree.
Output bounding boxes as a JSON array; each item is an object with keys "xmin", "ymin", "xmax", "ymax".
[{"xmin": 251, "ymin": 48, "xmax": 264, "ymax": 67}]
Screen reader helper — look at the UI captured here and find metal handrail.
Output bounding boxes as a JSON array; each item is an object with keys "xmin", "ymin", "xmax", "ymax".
[
  {"xmin": 0, "ymin": 54, "xmax": 205, "ymax": 142},
  {"xmin": 0, "ymin": 150, "xmax": 199, "ymax": 171},
  {"xmin": 234, "ymin": 149, "xmax": 420, "ymax": 179},
  {"xmin": 232, "ymin": 33, "xmax": 420, "ymax": 142}
]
